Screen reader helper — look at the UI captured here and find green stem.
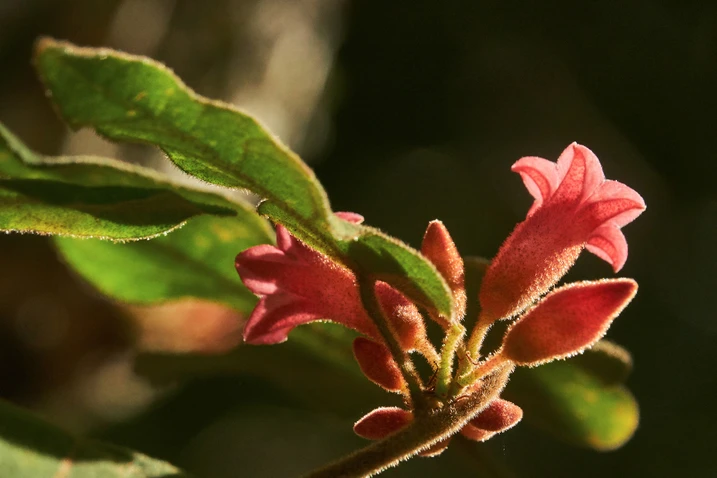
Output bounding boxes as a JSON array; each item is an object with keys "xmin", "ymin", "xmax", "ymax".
[
  {"xmin": 457, "ymin": 353, "xmax": 509, "ymax": 388},
  {"xmin": 456, "ymin": 317, "xmax": 491, "ymax": 382},
  {"xmin": 302, "ymin": 365, "xmax": 513, "ymax": 478},
  {"xmin": 435, "ymin": 322, "xmax": 465, "ymax": 398},
  {"xmin": 466, "ymin": 314, "xmax": 491, "ymax": 358},
  {"xmin": 357, "ymin": 276, "xmax": 426, "ymax": 408}
]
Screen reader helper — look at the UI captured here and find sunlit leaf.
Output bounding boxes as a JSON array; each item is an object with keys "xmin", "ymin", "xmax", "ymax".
[
  {"xmin": 34, "ymin": 38, "xmax": 332, "ymax": 243},
  {"xmin": 0, "ymin": 122, "xmax": 242, "ymax": 240}
]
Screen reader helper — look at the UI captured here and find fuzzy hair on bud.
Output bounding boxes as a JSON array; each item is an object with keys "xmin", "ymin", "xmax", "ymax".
[
  {"xmin": 353, "ymin": 337, "xmax": 405, "ymax": 392},
  {"xmin": 501, "ymin": 278, "xmax": 638, "ymax": 366},
  {"xmin": 353, "ymin": 407, "xmax": 413, "ymax": 440}
]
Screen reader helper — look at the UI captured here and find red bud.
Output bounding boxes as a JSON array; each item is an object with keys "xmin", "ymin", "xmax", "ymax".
[
  {"xmin": 353, "ymin": 407, "xmax": 413, "ymax": 440},
  {"xmin": 460, "ymin": 398, "xmax": 523, "ymax": 442},
  {"xmin": 353, "ymin": 337, "xmax": 405, "ymax": 392},
  {"xmin": 421, "ymin": 220, "xmax": 466, "ymax": 319},
  {"xmin": 502, "ymin": 279, "xmax": 638, "ymax": 366}
]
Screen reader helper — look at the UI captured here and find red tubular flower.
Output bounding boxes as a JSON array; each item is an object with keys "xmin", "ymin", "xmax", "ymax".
[
  {"xmin": 236, "ymin": 222, "xmax": 378, "ymax": 344},
  {"xmin": 479, "ymin": 143, "xmax": 645, "ymax": 322},
  {"xmin": 235, "ymin": 213, "xmax": 427, "ymax": 349},
  {"xmin": 500, "ymin": 278, "xmax": 638, "ymax": 366}
]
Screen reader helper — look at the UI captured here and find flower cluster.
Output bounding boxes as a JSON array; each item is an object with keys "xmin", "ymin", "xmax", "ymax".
[{"xmin": 235, "ymin": 143, "xmax": 645, "ymax": 455}]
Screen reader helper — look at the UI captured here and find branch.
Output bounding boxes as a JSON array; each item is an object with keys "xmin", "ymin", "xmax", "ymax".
[{"xmin": 303, "ymin": 364, "xmax": 513, "ymax": 478}]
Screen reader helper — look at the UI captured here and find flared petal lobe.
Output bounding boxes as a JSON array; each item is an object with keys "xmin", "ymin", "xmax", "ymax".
[
  {"xmin": 501, "ymin": 279, "xmax": 638, "ymax": 366},
  {"xmin": 479, "ymin": 143, "xmax": 645, "ymax": 322}
]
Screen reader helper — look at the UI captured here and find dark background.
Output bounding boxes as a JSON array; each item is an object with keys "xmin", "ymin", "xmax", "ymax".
[{"xmin": 1, "ymin": 1, "xmax": 715, "ymax": 477}]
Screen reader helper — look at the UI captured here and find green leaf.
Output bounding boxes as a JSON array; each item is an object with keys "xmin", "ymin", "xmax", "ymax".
[
  {"xmin": 34, "ymin": 38, "xmax": 453, "ymax": 317},
  {"xmin": 0, "ymin": 122, "xmax": 244, "ymax": 240},
  {"xmin": 504, "ymin": 354, "xmax": 639, "ymax": 451},
  {"xmin": 34, "ymin": 37, "xmax": 332, "ymax": 242},
  {"xmin": 55, "ymin": 212, "xmax": 273, "ymax": 312},
  {"xmin": 569, "ymin": 340, "xmax": 633, "ymax": 386},
  {"xmin": 0, "ymin": 399, "xmax": 189, "ymax": 477}
]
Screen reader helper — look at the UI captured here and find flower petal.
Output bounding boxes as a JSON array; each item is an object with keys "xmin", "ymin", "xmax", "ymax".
[
  {"xmin": 353, "ymin": 407, "xmax": 413, "ymax": 440},
  {"xmin": 336, "ymin": 211, "xmax": 365, "ymax": 224},
  {"xmin": 242, "ymin": 296, "xmax": 320, "ymax": 344},
  {"xmin": 235, "ymin": 245, "xmax": 291, "ymax": 295},
  {"xmin": 501, "ymin": 279, "xmax": 638, "ymax": 366},
  {"xmin": 553, "ymin": 143, "xmax": 605, "ymax": 205},
  {"xmin": 511, "ymin": 156, "xmax": 559, "ymax": 216},
  {"xmin": 353, "ymin": 337, "xmax": 405, "ymax": 392},
  {"xmin": 586, "ymin": 224, "xmax": 629, "ymax": 272},
  {"xmin": 581, "ymin": 180, "xmax": 646, "ymax": 229}
]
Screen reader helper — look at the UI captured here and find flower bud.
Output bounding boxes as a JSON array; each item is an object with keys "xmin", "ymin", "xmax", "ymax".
[
  {"xmin": 421, "ymin": 220, "xmax": 466, "ymax": 320},
  {"xmin": 353, "ymin": 337, "xmax": 405, "ymax": 392},
  {"xmin": 353, "ymin": 407, "xmax": 413, "ymax": 440},
  {"xmin": 460, "ymin": 398, "xmax": 523, "ymax": 442},
  {"xmin": 501, "ymin": 279, "xmax": 638, "ymax": 366}
]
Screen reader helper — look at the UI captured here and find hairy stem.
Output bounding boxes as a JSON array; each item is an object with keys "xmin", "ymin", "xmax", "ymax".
[
  {"xmin": 435, "ymin": 322, "xmax": 465, "ymax": 398},
  {"xmin": 303, "ymin": 365, "xmax": 513, "ymax": 478},
  {"xmin": 457, "ymin": 316, "xmax": 492, "ymax": 381},
  {"xmin": 457, "ymin": 353, "xmax": 509, "ymax": 388},
  {"xmin": 357, "ymin": 276, "xmax": 426, "ymax": 408}
]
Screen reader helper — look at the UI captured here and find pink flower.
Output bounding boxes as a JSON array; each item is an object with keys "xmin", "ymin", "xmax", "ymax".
[
  {"xmin": 479, "ymin": 143, "xmax": 645, "ymax": 322},
  {"xmin": 235, "ymin": 213, "xmax": 426, "ymax": 349}
]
